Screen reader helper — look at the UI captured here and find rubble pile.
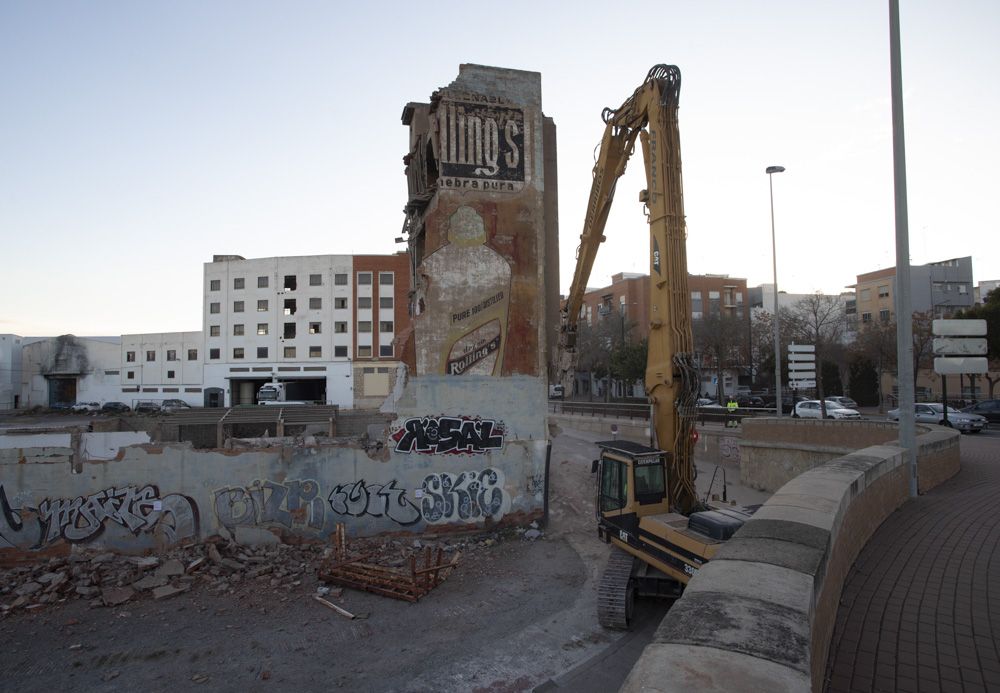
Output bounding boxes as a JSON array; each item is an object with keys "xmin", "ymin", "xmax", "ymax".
[{"xmin": 0, "ymin": 522, "xmax": 544, "ymax": 617}]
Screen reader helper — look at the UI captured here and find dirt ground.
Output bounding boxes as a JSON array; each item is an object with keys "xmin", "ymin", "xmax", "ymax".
[{"xmin": 0, "ymin": 425, "xmax": 755, "ymax": 693}]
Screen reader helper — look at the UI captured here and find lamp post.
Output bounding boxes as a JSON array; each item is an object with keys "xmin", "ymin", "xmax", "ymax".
[{"xmin": 766, "ymin": 165, "xmax": 785, "ymax": 416}]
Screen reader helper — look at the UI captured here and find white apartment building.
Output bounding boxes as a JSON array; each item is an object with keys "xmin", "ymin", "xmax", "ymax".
[{"xmin": 121, "ymin": 332, "xmax": 205, "ymax": 406}]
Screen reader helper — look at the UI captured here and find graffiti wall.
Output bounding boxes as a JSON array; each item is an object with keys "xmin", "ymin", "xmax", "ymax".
[{"xmin": 0, "ymin": 378, "xmax": 544, "ymax": 555}]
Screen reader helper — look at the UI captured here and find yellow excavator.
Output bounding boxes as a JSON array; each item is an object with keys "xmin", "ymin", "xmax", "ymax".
[{"xmin": 557, "ymin": 65, "xmax": 753, "ymax": 629}]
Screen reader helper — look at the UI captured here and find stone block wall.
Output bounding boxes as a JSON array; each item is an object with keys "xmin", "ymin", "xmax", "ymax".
[{"xmin": 621, "ymin": 427, "xmax": 960, "ymax": 692}]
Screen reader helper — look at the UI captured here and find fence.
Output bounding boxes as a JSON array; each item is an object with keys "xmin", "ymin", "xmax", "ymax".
[{"xmin": 547, "ymin": 400, "xmax": 774, "ymax": 425}]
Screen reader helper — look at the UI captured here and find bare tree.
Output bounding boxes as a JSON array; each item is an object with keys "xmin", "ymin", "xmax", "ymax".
[
  {"xmin": 692, "ymin": 313, "xmax": 748, "ymax": 402},
  {"xmin": 786, "ymin": 293, "xmax": 847, "ymax": 416},
  {"xmin": 851, "ymin": 318, "xmax": 897, "ymax": 411}
]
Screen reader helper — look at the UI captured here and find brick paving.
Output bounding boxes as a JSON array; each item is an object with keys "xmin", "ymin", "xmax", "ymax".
[{"xmin": 825, "ymin": 434, "xmax": 1000, "ymax": 692}]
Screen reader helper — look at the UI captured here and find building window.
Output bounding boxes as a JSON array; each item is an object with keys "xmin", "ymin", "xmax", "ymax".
[
  {"xmin": 167, "ymin": 370, "xmax": 175, "ymax": 379},
  {"xmin": 877, "ymin": 285, "xmax": 889, "ymax": 298},
  {"xmin": 233, "ymin": 324, "xmax": 244, "ymax": 336},
  {"xmin": 257, "ymin": 347, "xmax": 268, "ymax": 359},
  {"xmin": 210, "ymin": 302, "xmax": 220, "ymax": 314},
  {"xmin": 309, "ymin": 274, "xmax": 322, "ymax": 286},
  {"xmin": 257, "ymin": 323, "xmax": 268, "ymax": 335},
  {"xmin": 284, "ymin": 299, "xmax": 297, "ymax": 315},
  {"xmin": 233, "ymin": 348, "xmax": 244, "ymax": 359},
  {"xmin": 379, "ymin": 296, "xmax": 393, "ymax": 309},
  {"xmin": 334, "ymin": 346, "xmax": 347, "ymax": 357},
  {"xmin": 380, "ymin": 345, "xmax": 394, "ymax": 357},
  {"xmin": 958, "ymin": 284, "xmax": 968, "ymax": 295},
  {"xmin": 358, "ymin": 297, "xmax": 372, "ymax": 309},
  {"xmin": 167, "ymin": 350, "xmax": 177, "ymax": 361},
  {"xmin": 126, "ymin": 351, "xmax": 136, "ymax": 362},
  {"xmin": 284, "ymin": 323, "xmax": 296, "ymax": 339},
  {"xmin": 309, "ymin": 346, "xmax": 322, "ymax": 358},
  {"xmin": 335, "ymin": 297, "xmax": 347, "ymax": 309},
  {"xmin": 379, "ymin": 272, "xmax": 394, "ymax": 286},
  {"xmin": 379, "ymin": 321, "xmax": 394, "ymax": 333},
  {"xmin": 860, "ymin": 288, "xmax": 871, "ymax": 302},
  {"xmin": 284, "ymin": 346, "xmax": 296, "ymax": 358},
  {"xmin": 358, "ymin": 345, "xmax": 372, "ymax": 358},
  {"xmin": 210, "ymin": 348, "xmax": 220, "ymax": 360},
  {"xmin": 358, "ymin": 321, "xmax": 372, "ymax": 333},
  {"xmin": 257, "ymin": 300, "xmax": 268, "ymax": 312},
  {"xmin": 309, "ymin": 322, "xmax": 321, "ymax": 334},
  {"xmin": 258, "ymin": 276, "xmax": 269, "ymax": 288},
  {"xmin": 146, "ymin": 351, "xmax": 156, "ymax": 362},
  {"xmin": 334, "ymin": 273, "xmax": 348, "ymax": 286},
  {"xmin": 232, "ymin": 278, "xmax": 243, "ymax": 290},
  {"xmin": 210, "ymin": 279, "xmax": 221, "ymax": 291},
  {"xmin": 210, "ymin": 325, "xmax": 220, "ymax": 337},
  {"xmin": 862, "ymin": 312, "xmax": 872, "ymax": 323},
  {"xmin": 358, "ymin": 272, "xmax": 372, "ymax": 285},
  {"xmin": 690, "ymin": 291, "xmax": 702, "ymax": 314},
  {"xmin": 187, "ymin": 349, "xmax": 198, "ymax": 360},
  {"xmin": 127, "ymin": 371, "xmax": 135, "ymax": 379},
  {"xmin": 335, "ymin": 321, "xmax": 347, "ymax": 333},
  {"xmin": 284, "ymin": 275, "xmax": 297, "ymax": 291},
  {"xmin": 309, "ymin": 297, "xmax": 322, "ymax": 310},
  {"xmin": 879, "ymin": 309, "xmax": 891, "ymax": 322},
  {"xmin": 234, "ymin": 301, "xmax": 245, "ymax": 313}
]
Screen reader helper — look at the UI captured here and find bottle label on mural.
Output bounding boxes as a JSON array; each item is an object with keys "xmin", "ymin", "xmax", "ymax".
[{"xmin": 446, "ymin": 320, "xmax": 502, "ymax": 375}]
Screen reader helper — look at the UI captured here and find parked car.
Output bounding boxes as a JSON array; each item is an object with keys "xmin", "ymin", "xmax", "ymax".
[
  {"xmin": 793, "ymin": 400, "xmax": 861, "ymax": 420},
  {"xmin": 888, "ymin": 403, "xmax": 987, "ymax": 433},
  {"xmin": 696, "ymin": 398, "xmax": 720, "ymax": 407},
  {"xmin": 737, "ymin": 395, "xmax": 765, "ymax": 408},
  {"xmin": 961, "ymin": 399, "xmax": 1000, "ymax": 424},
  {"xmin": 49, "ymin": 402, "xmax": 72, "ymax": 411},
  {"xmin": 134, "ymin": 401, "xmax": 162, "ymax": 414},
  {"xmin": 161, "ymin": 399, "xmax": 192, "ymax": 413},
  {"xmin": 548, "ymin": 384, "xmax": 564, "ymax": 399},
  {"xmin": 71, "ymin": 401, "xmax": 100, "ymax": 413},
  {"xmin": 827, "ymin": 396, "xmax": 859, "ymax": 410},
  {"xmin": 100, "ymin": 402, "xmax": 131, "ymax": 414},
  {"xmin": 762, "ymin": 394, "xmax": 809, "ymax": 414}
]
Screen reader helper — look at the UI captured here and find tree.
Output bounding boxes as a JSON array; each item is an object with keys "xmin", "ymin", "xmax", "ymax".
[
  {"xmin": 692, "ymin": 312, "xmax": 748, "ymax": 402},
  {"xmin": 911, "ymin": 311, "xmax": 935, "ymax": 392},
  {"xmin": 786, "ymin": 293, "xmax": 847, "ymax": 416},
  {"xmin": 957, "ymin": 288, "xmax": 1000, "ymax": 397},
  {"xmin": 851, "ymin": 318, "xmax": 897, "ymax": 410},
  {"xmin": 611, "ymin": 338, "xmax": 647, "ymax": 397},
  {"xmin": 574, "ymin": 314, "xmax": 636, "ymax": 400}
]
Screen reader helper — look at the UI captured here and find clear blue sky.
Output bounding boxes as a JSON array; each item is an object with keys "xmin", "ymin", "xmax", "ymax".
[{"xmin": 2, "ymin": 1, "xmax": 998, "ymax": 336}]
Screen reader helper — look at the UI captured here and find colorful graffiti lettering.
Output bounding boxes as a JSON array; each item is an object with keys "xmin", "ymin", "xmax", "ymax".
[
  {"xmin": 213, "ymin": 479, "xmax": 325, "ymax": 533},
  {"xmin": 327, "ymin": 480, "xmax": 421, "ymax": 526},
  {"xmin": 421, "ymin": 469, "xmax": 508, "ymax": 524},
  {"xmin": 0, "ymin": 484, "xmax": 198, "ymax": 549},
  {"xmin": 392, "ymin": 416, "xmax": 505, "ymax": 455}
]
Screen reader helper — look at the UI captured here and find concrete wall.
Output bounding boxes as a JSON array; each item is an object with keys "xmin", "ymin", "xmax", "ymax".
[
  {"xmin": 621, "ymin": 427, "xmax": 960, "ymax": 693},
  {"xmin": 0, "ymin": 377, "xmax": 544, "ymax": 558},
  {"xmin": 739, "ymin": 418, "xmax": 956, "ymax": 493},
  {"xmin": 0, "ymin": 334, "xmax": 24, "ymax": 409}
]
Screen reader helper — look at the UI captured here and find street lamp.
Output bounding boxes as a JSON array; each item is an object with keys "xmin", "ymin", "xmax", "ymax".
[{"xmin": 766, "ymin": 165, "xmax": 786, "ymax": 416}]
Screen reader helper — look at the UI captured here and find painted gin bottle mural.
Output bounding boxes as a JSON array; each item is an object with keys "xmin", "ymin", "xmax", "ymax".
[{"xmin": 416, "ymin": 205, "xmax": 512, "ymax": 376}]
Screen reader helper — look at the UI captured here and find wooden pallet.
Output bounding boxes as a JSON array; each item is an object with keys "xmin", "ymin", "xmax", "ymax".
[{"xmin": 318, "ymin": 524, "xmax": 461, "ymax": 602}]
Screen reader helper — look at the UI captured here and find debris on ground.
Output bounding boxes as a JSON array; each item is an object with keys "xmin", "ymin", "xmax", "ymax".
[{"xmin": 0, "ymin": 520, "xmax": 543, "ymax": 616}]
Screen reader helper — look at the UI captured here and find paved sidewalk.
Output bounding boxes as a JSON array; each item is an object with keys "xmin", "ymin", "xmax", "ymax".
[{"xmin": 824, "ymin": 435, "xmax": 1000, "ymax": 692}]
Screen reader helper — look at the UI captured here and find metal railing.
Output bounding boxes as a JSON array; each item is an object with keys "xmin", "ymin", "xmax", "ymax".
[{"xmin": 548, "ymin": 400, "xmax": 776, "ymax": 425}]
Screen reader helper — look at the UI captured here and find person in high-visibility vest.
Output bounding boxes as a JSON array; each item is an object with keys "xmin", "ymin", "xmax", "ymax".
[{"xmin": 726, "ymin": 397, "xmax": 739, "ymax": 427}]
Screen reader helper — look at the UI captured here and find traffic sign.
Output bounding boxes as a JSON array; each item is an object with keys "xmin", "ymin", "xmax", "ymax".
[
  {"xmin": 788, "ymin": 344, "xmax": 815, "ymax": 352},
  {"xmin": 787, "ymin": 353, "xmax": 816, "ymax": 362},
  {"xmin": 789, "ymin": 379, "xmax": 816, "ymax": 388},
  {"xmin": 932, "ymin": 319, "xmax": 986, "ymax": 336},
  {"xmin": 788, "ymin": 362, "xmax": 815, "ymax": 371},
  {"xmin": 934, "ymin": 357, "xmax": 988, "ymax": 375},
  {"xmin": 933, "ymin": 337, "xmax": 986, "ymax": 356}
]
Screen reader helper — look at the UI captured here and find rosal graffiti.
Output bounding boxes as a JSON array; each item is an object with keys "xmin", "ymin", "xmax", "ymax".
[
  {"xmin": 0, "ymin": 484, "xmax": 198, "ymax": 549},
  {"xmin": 213, "ymin": 479, "xmax": 325, "ymax": 533},
  {"xmin": 392, "ymin": 416, "xmax": 505, "ymax": 455},
  {"xmin": 421, "ymin": 468, "xmax": 508, "ymax": 524},
  {"xmin": 327, "ymin": 480, "xmax": 420, "ymax": 526}
]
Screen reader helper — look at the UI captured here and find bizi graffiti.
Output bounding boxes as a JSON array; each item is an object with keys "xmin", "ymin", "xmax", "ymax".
[
  {"xmin": 0, "ymin": 484, "xmax": 199, "ymax": 549},
  {"xmin": 421, "ymin": 469, "xmax": 508, "ymax": 524},
  {"xmin": 214, "ymin": 479, "xmax": 326, "ymax": 533},
  {"xmin": 392, "ymin": 416, "xmax": 505, "ymax": 455}
]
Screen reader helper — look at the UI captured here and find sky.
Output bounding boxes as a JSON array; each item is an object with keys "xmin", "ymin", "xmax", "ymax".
[{"xmin": 2, "ymin": 1, "xmax": 998, "ymax": 336}]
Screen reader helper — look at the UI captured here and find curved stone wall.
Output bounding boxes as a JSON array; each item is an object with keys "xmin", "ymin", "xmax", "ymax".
[{"xmin": 621, "ymin": 425, "xmax": 960, "ymax": 692}]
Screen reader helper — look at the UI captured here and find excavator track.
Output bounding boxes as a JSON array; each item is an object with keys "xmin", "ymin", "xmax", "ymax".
[{"xmin": 597, "ymin": 547, "xmax": 636, "ymax": 630}]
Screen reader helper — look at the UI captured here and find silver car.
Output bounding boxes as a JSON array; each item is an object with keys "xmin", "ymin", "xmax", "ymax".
[
  {"xmin": 887, "ymin": 403, "xmax": 986, "ymax": 434},
  {"xmin": 793, "ymin": 400, "xmax": 862, "ymax": 420}
]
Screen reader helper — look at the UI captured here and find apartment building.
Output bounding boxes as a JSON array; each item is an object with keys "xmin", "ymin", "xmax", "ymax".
[{"xmin": 850, "ymin": 256, "xmax": 975, "ymax": 329}]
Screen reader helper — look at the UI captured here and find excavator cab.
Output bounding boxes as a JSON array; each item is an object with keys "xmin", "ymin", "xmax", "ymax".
[{"xmin": 592, "ymin": 439, "xmax": 753, "ymax": 629}]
